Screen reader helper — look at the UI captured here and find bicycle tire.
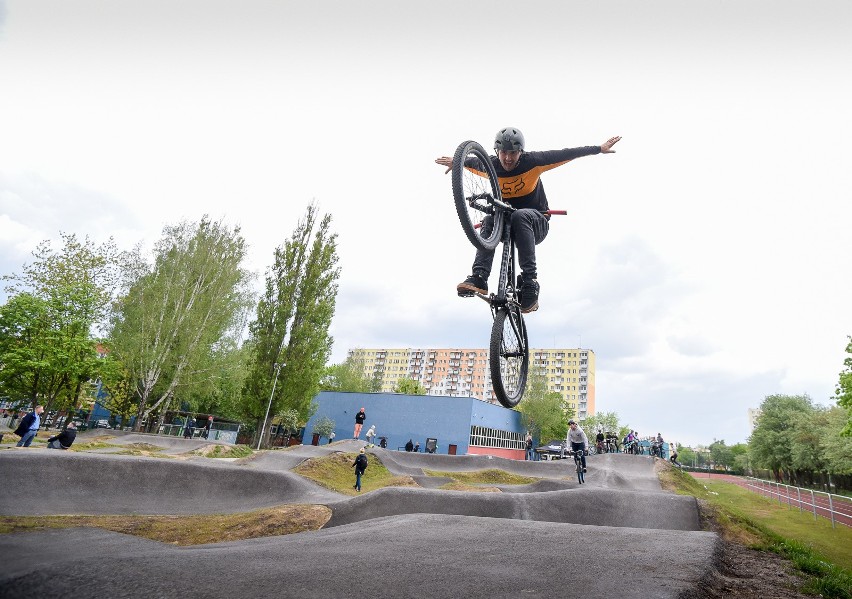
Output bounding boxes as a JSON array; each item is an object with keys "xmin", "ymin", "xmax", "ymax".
[
  {"xmin": 452, "ymin": 140, "xmax": 503, "ymax": 251},
  {"xmin": 489, "ymin": 305, "xmax": 529, "ymax": 408},
  {"xmin": 576, "ymin": 457, "xmax": 585, "ymax": 484}
]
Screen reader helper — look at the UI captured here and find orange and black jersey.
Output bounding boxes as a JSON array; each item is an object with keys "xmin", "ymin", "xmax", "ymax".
[{"xmin": 465, "ymin": 146, "xmax": 601, "ymax": 212}]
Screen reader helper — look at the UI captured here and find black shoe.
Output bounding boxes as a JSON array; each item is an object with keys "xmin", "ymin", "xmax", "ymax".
[
  {"xmin": 457, "ymin": 274, "xmax": 487, "ymax": 297},
  {"xmin": 519, "ymin": 278, "xmax": 539, "ymax": 313}
]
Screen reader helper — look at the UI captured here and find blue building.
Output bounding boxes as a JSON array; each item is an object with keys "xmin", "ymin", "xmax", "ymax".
[{"xmin": 304, "ymin": 391, "xmax": 528, "ymax": 459}]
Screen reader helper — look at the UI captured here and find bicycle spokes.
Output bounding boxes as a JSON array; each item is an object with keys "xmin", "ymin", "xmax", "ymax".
[
  {"xmin": 489, "ymin": 306, "xmax": 529, "ymax": 408},
  {"xmin": 452, "ymin": 141, "xmax": 503, "ymax": 251}
]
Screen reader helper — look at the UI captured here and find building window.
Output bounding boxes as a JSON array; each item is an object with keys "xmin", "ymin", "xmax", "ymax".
[{"xmin": 469, "ymin": 425, "xmax": 525, "ymax": 450}]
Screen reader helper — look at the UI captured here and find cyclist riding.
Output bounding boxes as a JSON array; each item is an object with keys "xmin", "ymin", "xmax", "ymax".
[
  {"xmin": 567, "ymin": 419, "xmax": 589, "ymax": 473},
  {"xmin": 436, "ymin": 128, "xmax": 621, "ymax": 313}
]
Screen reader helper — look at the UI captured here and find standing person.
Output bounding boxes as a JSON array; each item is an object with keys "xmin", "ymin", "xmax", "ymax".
[
  {"xmin": 436, "ymin": 128, "xmax": 621, "ymax": 313},
  {"xmin": 567, "ymin": 419, "xmax": 589, "ymax": 473},
  {"xmin": 202, "ymin": 416, "xmax": 213, "ymax": 440},
  {"xmin": 353, "ymin": 407, "xmax": 366, "ymax": 439},
  {"xmin": 14, "ymin": 405, "xmax": 44, "ymax": 447},
  {"xmin": 328, "ymin": 431, "xmax": 335, "ymax": 444},
  {"xmin": 365, "ymin": 425, "xmax": 376, "ymax": 447},
  {"xmin": 670, "ymin": 441, "xmax": 681, "ymax": 467},
  {"xmin": 183, "ymin": 417, "xmax": 194, "ymax": 439},
  {"xmin": 352, "ymin": 448, "xmax": 368, "ymax": 492},
  {"xmin": 47, "ymin": 421, "xmax": 77, "ymax": 450},
  {"xmin": 595, "ymin": 429, "xmax": 605, "ymax": 454},
  {"xmin": 405, "ymin": 439, "xmax": 414, "ymax": 452},
  {"xmin": 525, "ymin": 432, "xmax": 533, "ymax": 461}
]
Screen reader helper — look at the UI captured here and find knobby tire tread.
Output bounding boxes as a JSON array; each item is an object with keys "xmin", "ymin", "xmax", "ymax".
[
  {"xmin": 489, "ymin": 306, "xmax": 529, "ymax": 408},
  {"xmin": 451, "ymin": 141, "xmax": 503, "ymax": 251}
]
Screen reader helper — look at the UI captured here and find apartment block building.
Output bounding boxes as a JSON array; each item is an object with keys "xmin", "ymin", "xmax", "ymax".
[{"xmin": 348, "ymin": 347, "xmax": 596, "ymax": 419}]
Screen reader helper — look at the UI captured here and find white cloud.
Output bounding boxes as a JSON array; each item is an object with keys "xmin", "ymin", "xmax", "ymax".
[{"xmin": 1, "ymin": 0, "xmax": 850, "ymax": 447}]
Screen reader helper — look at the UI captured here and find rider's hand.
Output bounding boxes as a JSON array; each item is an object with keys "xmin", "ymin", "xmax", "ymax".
[
  {"xmin": 435, "ymin": 156, "xmax": 453, "ymax": 174},
  {"xmin": 600, "ymin": 136, "xmax": 621, "ymax": 154}
]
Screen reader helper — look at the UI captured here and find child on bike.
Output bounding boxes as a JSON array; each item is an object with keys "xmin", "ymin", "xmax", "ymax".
[{"xmin": 436, "ymin": 127, "xmax": 621, "ymax": 313}]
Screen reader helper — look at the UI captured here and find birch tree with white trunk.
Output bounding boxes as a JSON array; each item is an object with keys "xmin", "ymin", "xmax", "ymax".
[{"xmin": 109, "ymin": 217, "xmax": 253, "ymax": 431}]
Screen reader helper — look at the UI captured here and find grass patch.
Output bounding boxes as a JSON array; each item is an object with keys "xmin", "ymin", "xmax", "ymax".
[
  {"xmin": 662, "ymin": 465, "xmax": 852, "ymax": 598},
  {"xmin": 123, "ymin": 443, "xmax": 165, "ymax": 452},
  {"xmin": 293, "ymin": 452, "xmax": 417, "ymax": 495},
  {"xmin": 438, "ymin": 482, "xmax": 503, "ymax": 492},
  {"xmin": 114, "ymin": 450, "xmax": 175, "ymax": 459},
  {"xmin": 201, "ymin": 444, "xmax": 254, "ymax": 459},
  {"xmin": 69, "ymin": 441, "xmax": 117, "ymax": 451},
  {"xmin": 0, "ymin": 505, "xmax": 331, "ymax": 546},
  {"xmin": 424, "ymin": 468, "xmax": 539, "ymax": 486}
]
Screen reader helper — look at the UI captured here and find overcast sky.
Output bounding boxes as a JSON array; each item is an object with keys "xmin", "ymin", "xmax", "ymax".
[{"xmin": 1, "ymin": 0, "xmax": 850, "ymax": 447}]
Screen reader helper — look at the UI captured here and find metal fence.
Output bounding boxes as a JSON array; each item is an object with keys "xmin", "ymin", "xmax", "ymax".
[
  {"xmin": 744, "ymin": 476, "xmax": 852, "ymax": 529},
  {"xmin": 158, "ymin": 423, "xmax": 239, "ymax": 444}
]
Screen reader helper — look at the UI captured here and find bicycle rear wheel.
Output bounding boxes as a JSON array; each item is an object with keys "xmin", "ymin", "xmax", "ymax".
[
  {"xmin": 452, "ymin": 140, "xmax": 503, "ymax": 251},
  {"xmin": 489, "ymin": 305, "xmax": 529, "ymax": 408}
]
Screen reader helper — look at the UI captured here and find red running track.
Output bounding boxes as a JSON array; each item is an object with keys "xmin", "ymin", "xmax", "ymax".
[{"xmin": 689, "ymin": 471, "xmax": 852, "ymax": 528}]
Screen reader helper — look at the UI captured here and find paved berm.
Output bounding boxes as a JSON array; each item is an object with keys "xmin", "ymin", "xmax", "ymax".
[{"xmin": 0, "ymin": 433, "xmax": 811, "ymax": 599}]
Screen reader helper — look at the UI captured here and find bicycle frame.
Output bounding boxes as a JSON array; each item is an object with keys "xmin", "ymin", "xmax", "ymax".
[{"xmin": 467, "ymin": 195, "xmax": 519, "ymax": 311}]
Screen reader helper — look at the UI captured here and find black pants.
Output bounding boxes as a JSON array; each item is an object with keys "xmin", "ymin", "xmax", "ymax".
[
  {"xmin": 571, "ymin": 442, "xmax": 587, "ymax": 469},
  {"xmin": 472, "ymin": 209, "xmax": 549, "ymax": 281}
]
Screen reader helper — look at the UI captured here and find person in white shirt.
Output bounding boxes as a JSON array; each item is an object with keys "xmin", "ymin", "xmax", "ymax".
[{"xmin": 567, "ymin": 419, "xmax": 589, "ymax": 473}]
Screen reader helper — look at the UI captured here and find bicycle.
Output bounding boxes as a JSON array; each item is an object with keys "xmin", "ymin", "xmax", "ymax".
[
  {"xmin": 451, "ymin": 140, "xmax": 564, "ymax": 408},
  {"xmin": 571, "ymin": 448, "xmax": 586, "ymax": 484}
]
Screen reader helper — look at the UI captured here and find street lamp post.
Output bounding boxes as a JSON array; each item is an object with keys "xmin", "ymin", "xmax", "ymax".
[{"xmin": 257, "ymin": 362, "xmax": 283, "ymax": 451}]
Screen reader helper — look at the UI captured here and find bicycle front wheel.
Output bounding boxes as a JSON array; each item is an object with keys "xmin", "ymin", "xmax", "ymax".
[
  {"xmin": 576, "ymin": 459, "xmax": 585, "ymax": 484},
  {"xmin": 452, "ymin": 140, "xmax": 503, "ymax": 251},
  {"xmin": 489, "ymin": 306, "xmax": 529, "ymax": 408}
]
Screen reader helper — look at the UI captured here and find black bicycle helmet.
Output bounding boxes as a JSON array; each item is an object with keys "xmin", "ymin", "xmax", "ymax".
[{"xmin": 494, "ymin": 127, "xmax": 525, "ymax": 152}]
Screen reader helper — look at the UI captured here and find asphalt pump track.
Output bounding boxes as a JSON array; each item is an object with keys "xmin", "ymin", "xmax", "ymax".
[{"xmin": 0, "ymin": 433, "xmax": 720, "ymax": 598}]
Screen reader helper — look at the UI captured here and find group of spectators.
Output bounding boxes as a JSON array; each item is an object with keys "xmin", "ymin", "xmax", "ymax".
[
  {"xmin": 4, "ymin": 405, "xmax": 77, "ymax": 449},
  {"xmin": 521, "ymin": 424, "xmax": 681, "ymax": 470},
  {"xmin": 4, "ymin": 406, "xmax": 217, "ymax": 449}
]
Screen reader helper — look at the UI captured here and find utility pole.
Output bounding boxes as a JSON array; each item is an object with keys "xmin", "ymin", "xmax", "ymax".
[{"xmin": 257, "ymin": 362, "xmax": 283, "ymax": 451}]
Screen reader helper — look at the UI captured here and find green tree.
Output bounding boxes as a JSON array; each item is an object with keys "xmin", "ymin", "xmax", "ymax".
[
  {"xmin": 393, "ymin": 378, "xmax": 426, "ymax": 395},
  {"xmin": 517, "ymin": 368, "xmax": 570, "ymax": 443},
  {"xmin": 3, "ymin": 233, "xmax": 121, "ymax": 332},
  {"xmin": 835, "ymin": 335, "xmax": 852, "ymax": 436},
  {"xmin": 109, "ymin": 217, "xmax": 253, "ymax": 430},
  {"xmin": 730, "ymin": 443, "xmax": 750, "ymax": 473},
  {"xmin": 821, "ymin": 406, "xmax": 852, "ymax": 476},
  {"xmin": 320, "ymin": 352, "xmax": 376, "ymax": 392},
  {"xmin": 709, "ymin": 439, "xmax": 734, "ymax": 470},
  {"xmin": 95, "ymin": 345, "xmax": 138, "ymax": 427},
  {"xmin": 1, "ymin": 233, "xmax": 120, "ymax": 418},
  {"xmin": 0, "ymin": 293, "xmax": 66, "ymax": 406},
  {"xmin": 312, "ymin": 415, "xmax": 336, "ymax": 442},
  {"xmin": 678, "ymin": 446, "xmax": 697, "ymax": 467},
  {"xmin": 242, "ymin": 203, "xmax": 340, "ymax": 447},
  {"xmin": 276, "ymin": 407, "xmax": 301, "ymax": 433},
  {"xmin": 749, "ymin": 394, "xmax": 815, "ymax": 481},
  {"xmin": 179, "ymin": 336, "xmax": 252, "ymax": 421},
  {"xmin": 580, "ymin": 411, "xmax": 621, "ymax": 438}
]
